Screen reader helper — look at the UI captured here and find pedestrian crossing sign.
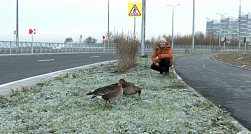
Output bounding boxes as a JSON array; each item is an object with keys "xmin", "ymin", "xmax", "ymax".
[
  {"xmin": 128, "ymin": 3, "xmax": 142, "ymax": 17},
  {"xmin": 246, "ymin": 37, "xmax": 249, "ymax": 41}
]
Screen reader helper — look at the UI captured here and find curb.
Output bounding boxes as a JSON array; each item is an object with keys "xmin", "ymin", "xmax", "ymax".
[
  {"xmin": 210, "ymin": 54, "xmax": 251, "ymax": 71},
  {"xmin": 0, "ymin": 60, "xmax": 117, "ymax": 96},
  {"xmin": 173, "ymin": 57, "xmax": 251, "ymax": 133}
]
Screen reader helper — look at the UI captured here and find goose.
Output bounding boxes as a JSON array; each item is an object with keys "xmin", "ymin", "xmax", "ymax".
[
  {"xmin": 112, "ymin": 81, "xmax": 141, "ymax": 97},
  {"xmin": 86, "ymin": 79, "xmax": 125, "ymax": 107},
  {"xmin": 122, "ymin": 82, "xmax": 141, "ymax": 97}
]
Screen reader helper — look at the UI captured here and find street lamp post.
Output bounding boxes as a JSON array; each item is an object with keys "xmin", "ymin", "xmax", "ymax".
[
  {"xmin": 238, "ymin": 0, "xmax": 241, "ymax": 49},
  {"xmin": 108, "ymin": 0, "xmax": 110, "ymax": 50},
  {"xmin": 16, "ymin": 0, "xmax": 19, "ymax": 47},
  {"xmin": 192, "ymin": 0, "xmax": 195, "ymax": 53},
  {"xmin": 141, "ymin": 0, "xmax": 146, "ymax": 57},
  {"xmin": 217, "ymin": 13, "xmax": 227, "ymax": 49},
  {"xmin": 167, "ymin": 4, "xmax": 180, "ymax": 48}
]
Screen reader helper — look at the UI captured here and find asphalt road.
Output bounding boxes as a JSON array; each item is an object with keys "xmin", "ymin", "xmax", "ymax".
[
  {"xmin": 0, "ymin": 53, "xmax": 117, "ymax": 85},
  {"xmin": 174, "ymin": 54, "xmax": 251, "ymax": 131}
]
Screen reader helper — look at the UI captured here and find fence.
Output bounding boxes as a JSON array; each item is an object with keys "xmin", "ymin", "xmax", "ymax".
[{"xmin": 0, "ymin": 41, "xmax": 250, "ymax": 54}]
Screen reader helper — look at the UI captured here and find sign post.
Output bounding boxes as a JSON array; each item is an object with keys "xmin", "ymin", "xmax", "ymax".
[
  {"xmin": 128, "ymin": 3, "xmax": 142, "ymax": 39},
  {"xmin": 128, "ymin": 3, "xmax": 143, "ymax": 55},
  {"xmin": 80, "ymin": 35, "xmax": 82, "ymax": 43},
  {"xmin": 29, "ymin": 29, "xmax": 36, "ymax": 54},
  {"xmin": 245, "ymin": 37, "xmax": 249, "ymax": 51},
  {"xmin": 103, "ymin": 36, "xmax": 107, "ymax": 52}
]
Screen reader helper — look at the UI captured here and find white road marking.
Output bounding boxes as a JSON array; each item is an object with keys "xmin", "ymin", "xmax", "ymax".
[
  {"xmin": 37, "ymin": 59, "xmax": 55, "ymax": 62},
  {"xmin": 89, "ymin": 56, "xmax": 100, "ymax": 58},
  {"xmin": 0, "ymin": 60, "xmax": 117, "ymax": 90}
]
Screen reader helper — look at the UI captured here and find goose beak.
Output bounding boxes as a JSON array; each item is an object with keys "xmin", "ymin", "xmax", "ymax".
[{"xmin": 138, "ymin": 93, "xmax": 141, "ymax": 96}]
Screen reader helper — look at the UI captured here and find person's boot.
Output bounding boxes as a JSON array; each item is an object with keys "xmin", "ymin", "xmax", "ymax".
[
  {"xmin": 164, "ymin": 72, "xmax": 169, "ymax": 75},
  {"xmin": 160, "ymin": 70, "xmax": 164, "ymax": 74}
]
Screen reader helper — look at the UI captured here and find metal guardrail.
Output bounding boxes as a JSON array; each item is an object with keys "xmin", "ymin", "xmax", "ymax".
[
  {"xmin": 0, "ymin": 41, "xmax": 116, "ymax": 54},
  {"xmin": 0, "ymin": 41, "xmax": 249, "ymax": 54}
]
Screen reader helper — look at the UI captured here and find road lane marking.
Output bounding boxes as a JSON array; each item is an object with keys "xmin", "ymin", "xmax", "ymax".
[
  {"xmin": 89, "ymin": 56, "xmax": 100, "ymax": 58},
  {"xmin": 37, "ymin": 59, "xmax": 55, "ymax": 62}
]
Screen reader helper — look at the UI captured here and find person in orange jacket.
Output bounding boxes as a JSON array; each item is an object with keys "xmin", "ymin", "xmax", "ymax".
[{"xmin": 151, "ymin": 37, "xmax": 173, "ymax": 75}]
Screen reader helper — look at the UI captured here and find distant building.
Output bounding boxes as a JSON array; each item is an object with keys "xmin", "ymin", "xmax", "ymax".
[{"xmin": 206, "ymin": 12, "xmax": 251, "ymax": 45}]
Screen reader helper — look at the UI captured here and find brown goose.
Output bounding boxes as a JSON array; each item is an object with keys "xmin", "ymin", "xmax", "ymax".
[
  {"xmin": 86, "ymin": 79, "xmax": 125, "ymax": 106},
  {"xmin": 122, "ymin": 82, "xmax": 141, "ymax": 97},
  {"xmin": 112, "ymin": 81, "xmax": 141, "ymax": 97}
]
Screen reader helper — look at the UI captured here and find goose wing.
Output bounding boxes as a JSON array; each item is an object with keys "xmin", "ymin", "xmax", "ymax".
[{"xmin": 87, "ymin": 84, "xmax": 117, "ymax": 96}]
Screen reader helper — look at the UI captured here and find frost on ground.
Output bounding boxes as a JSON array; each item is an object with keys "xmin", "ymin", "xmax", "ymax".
[{"xmin": 0, "ymin": 54, "xmax": 241, "ymax": 133}]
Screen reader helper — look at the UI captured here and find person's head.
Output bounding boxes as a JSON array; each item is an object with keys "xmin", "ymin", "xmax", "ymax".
[{"xmin": 159, "ymin": 38, "xmax": 166, "ymax": 47}]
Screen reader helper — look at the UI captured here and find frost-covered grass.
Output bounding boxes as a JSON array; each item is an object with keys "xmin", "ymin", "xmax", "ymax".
[{"xmin": 0, "ymin": 54, "xmax": 241, "ymax": 133}]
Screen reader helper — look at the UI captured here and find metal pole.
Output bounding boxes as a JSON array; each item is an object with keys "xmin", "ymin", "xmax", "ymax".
[
  {"xmin": 171, "ymin": 8, "xmax": 174, "ymax": 48},
  {"xmin": 141, "ymin": 0, "xmax": 145, "ymax": 56},
  {"xmin": 245, "ymin": 39, "xmax": 247, "ymax": 51},
  {"xmin": 32, "ymin": 34, "xmax": 33, "ymax": 54},
  {"xmin": 238, "ymin": 0, "xmax": 241, "ymax": 49},
  {"xmin": 167, "ymin": 4, "xmax": 180, "ymax": 48},
  {"xmin": 192, "ymin": 0, "xmax": 195, "ymax": 53},
  {"xmin": 134, "ymin": 17, "xmax": 136, "ymax": 39},
  {"xmin": 108, "ymin": 0, "xmax": 110, "ymax": 50},
  {"xmin": 247, "ymin": 12, "xmax": 249, "ymax": 50},
  {"xmin": 16, "ymin": 0, "xmax": 19, "ymax": 47},
  {"xmin": 219, "ymin": 19, "xmax": 221, "ymax": 47},
  {"xmin": 104, "ymin": 41, "xmax": 106, "ymax": 52},
  {"xmin": 223, "ymin": 18, "xmax": 226, "ymax": 50}
]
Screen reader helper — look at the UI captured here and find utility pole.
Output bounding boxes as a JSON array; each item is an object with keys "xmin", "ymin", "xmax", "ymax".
[
  {"xmin": 16, "ymin": 0, "xmax": 19, "ymax": 47},
  {"xmin": 167, "ymin": 4, "xmax": 180, "ymax": 48},
  {"xmin": 192, "ymin": 0, "xmax": 195, "ymax": 53},
  {"xmin": 141, "ymin": 0, "xmax": 146, "ymax": 56},
  {"xmin": 108, "ymin": 0, "xmax": 110, "ymax": 50},
  {"xmin": 238, "ymin": 0, "xmax": 241, "ymax": 49}
]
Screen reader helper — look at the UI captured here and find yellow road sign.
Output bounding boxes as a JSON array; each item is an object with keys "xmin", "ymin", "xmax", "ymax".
[
  {"xmin": 246, "ymin": 37, "xmax": 249, "ymax": 41},
  {"xmin": 128, "ymin": 3, "xmax": 142, "ymax": 17}
]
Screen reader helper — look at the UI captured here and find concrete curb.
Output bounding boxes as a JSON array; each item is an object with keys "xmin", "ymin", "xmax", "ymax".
[
  {"xmin": 173, "ymin": 57, "xmax": 251, "ymax": 133},
  {"xmin": 210, "ymin": 54, "xmax": 251, "ymax": 71},
  {"xmin": 0, "ymin": 60, "xmax": 117, "ymax": 96}
]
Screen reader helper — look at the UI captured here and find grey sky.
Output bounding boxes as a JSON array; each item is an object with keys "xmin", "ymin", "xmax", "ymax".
[{"xmin": 0, "ymin": 0, "xmax": 250, "ymax": 43}]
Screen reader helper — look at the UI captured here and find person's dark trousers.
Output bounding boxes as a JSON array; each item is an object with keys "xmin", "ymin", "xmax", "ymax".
[{"xmin": 151, "ymin": 58, "xmax": 170, "ymax": 74}]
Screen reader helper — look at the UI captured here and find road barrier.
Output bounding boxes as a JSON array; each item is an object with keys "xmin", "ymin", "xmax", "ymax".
[{"xmin": 0, "ymin": 41, "xmax": 250, "ymax": 54}]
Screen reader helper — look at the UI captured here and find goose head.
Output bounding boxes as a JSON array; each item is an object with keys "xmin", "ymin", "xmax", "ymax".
[
  {"xmin": 134, "ymin": 86, "xmax": 141, "ymax": 96},
  {"xmin": 118, "ymin": 79, "xmax": 126, "ymax": 86}
]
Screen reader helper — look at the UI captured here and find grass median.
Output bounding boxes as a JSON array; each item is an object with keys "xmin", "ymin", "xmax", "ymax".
[{"xmin": 0, "ymin": 54, "xmax": 241, "ymax": 133}]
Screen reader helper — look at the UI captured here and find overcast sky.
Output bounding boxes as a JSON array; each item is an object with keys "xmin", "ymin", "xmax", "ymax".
[{"xmin": 0, "ymin": 0, "xmax": 250, "ymax": 43}]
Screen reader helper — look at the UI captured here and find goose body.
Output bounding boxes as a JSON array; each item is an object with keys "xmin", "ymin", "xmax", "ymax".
[
  {"xmin": 86, "ymin": 79, "xmax": 125, "ymax": 106},
  {"xmin": 113, "ymin": 81, "xmax": 141, "ymax": 96}
]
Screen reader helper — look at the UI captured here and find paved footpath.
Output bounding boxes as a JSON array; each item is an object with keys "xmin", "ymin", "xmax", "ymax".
[{"xmin": 174, "ymin": 54, "xmax": 251, "ymax": 131}]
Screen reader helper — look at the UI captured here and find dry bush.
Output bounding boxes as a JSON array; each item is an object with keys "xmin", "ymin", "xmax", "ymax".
[{"xmin": 114, "ymin": 33, "xmax": 140, "ymax": 73}]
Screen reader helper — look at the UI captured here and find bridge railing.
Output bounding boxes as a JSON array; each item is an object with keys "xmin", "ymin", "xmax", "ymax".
[{"xmin": 0, "ymin": 41, "xmax": 249, "ymax": 54}]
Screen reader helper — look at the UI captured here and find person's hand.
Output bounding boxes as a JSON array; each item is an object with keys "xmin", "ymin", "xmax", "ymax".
[
  {"xmin": 155, "ymin": 63, "xmax": 159, "ymax": 67},
  {"xmin": 155, "ymin": 56, "xmax": 159, "ymax": 61}
]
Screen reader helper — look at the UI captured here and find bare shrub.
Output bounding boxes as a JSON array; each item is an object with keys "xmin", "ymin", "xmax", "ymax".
[{"xmin": 114, "ymin": 33, "xmax": 140, "ymax": 73}]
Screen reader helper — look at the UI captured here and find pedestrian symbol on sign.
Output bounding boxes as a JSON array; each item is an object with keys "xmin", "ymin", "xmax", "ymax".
[{"xmin": 128, "ymin": 4, "xmax": 141, "ymax": 17}]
